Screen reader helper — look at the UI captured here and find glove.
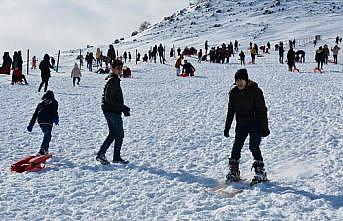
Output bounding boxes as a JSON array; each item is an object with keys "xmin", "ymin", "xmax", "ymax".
[
  {"xmin": 261, "ymin": 128, "xmax": 270, "ymax": 137},
  {"xmin": 27, "ymin": 124, "xmax": 33, "ymax": 132},
  {"xmin": 123, "ymin": 105, "xmax": 130, "ymax": 117},
  {"xmin": 53, "ymin": 117, "xmax": 59, "ymax": 125},
  {"xmin": 224, "ymin": 128, "xmax": 230, "ymax": 138}
]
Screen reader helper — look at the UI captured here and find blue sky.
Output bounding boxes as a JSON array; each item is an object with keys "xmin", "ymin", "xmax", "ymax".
[{"xmin": 0, "ymin": 0, "xmax": 188, "ymax": 56}]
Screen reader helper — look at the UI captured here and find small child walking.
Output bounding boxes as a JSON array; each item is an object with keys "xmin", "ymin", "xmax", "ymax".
[
  {"xmin": 71, "ymin": 63, "xmax": 82, "ymax": 86},
  {"xmin": 27, "ymin": 91, "xmax": 59, "ymax": 155}
]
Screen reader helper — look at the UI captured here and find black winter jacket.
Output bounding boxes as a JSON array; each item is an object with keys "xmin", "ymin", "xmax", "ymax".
[
  {"xmin": 39, "ymin": 59, "xmax": 53, "ymax": 78},
  {"xmin": 225, "ymin": 80, "xmax": 268, "ymax": 130},
  {"xmin": 101, "ymin": 73, "xmax": 129, "ymax": 114},
  {"xmin": 29, "ymin": 98, "xmax": 59, "ymax": 126}
]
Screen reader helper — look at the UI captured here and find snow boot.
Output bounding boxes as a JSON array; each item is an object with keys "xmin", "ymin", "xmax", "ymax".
[
  {"xmin": 96, "ymin": 153, "xmax": 110, "ymax": 165},
  {"xmin": 225, "ymin": 158, "xmax": 240, "ymax": 184},
  {"xmin": 113, "ymin": 155, "xmax": 129, "ymax": 164},
  {"xmin": 250, "ymin": 160, "xmax": 268, "ymax": 186}
]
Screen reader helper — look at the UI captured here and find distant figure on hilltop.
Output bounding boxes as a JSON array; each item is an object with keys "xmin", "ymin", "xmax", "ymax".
[
  {"xmin": 239, "ymin": 50, "xmax": 245, "ymax": 65},
  {"xmin": 278, "ymin": 42, "xmax": 284, "ymax": 63}
]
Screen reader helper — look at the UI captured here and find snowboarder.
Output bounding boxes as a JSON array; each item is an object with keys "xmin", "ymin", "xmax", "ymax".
[
  {"xmin": 96, "ymin": 59, "xmax": 130, "ymax": 165},
  {"xmin": 224, "ymin": 69, "xmax": 270, "ymax": 185},
  {"xmin": 71, "ymin": 63, "xmax": 82, "ymax": 86},
  {"xmin": 38, "ymin": 54, "xmax": 53, "ymax": 92},
  {"xmin": 27, "ymin": 90, "xmax": 59, "ymax": 155}
]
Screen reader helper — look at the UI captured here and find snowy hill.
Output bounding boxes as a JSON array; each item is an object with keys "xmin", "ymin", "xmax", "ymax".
[{"xmin": 1, "ymin": 0, "xmax": 343, "ymax": 220}]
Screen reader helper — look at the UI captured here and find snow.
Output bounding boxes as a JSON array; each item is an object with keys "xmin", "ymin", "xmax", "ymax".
[{"xmin": 1, "ymin": 0, "xmax": 343, "ymax": 220}]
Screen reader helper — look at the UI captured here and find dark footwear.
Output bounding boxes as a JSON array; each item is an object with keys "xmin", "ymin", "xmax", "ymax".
[
  {"xmin": 113, "ymin": 157, "xmax": 129, "ymax": 164},
  {"xmin": 96, "ymin": 154, "xmax": 110, "ymax": 165},
  {"xmin": 225, "ymin": 158, "xmax": 240, "ymax": 184}
]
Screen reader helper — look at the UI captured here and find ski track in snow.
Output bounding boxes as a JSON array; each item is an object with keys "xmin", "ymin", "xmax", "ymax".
[{"xmin": 1, "ymin": 1, "xmax": 343, "ymax": 220}]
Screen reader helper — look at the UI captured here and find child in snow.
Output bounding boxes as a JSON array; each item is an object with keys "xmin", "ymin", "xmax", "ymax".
[
  {"xmin": 71, "ymin": 63, "xmax": 82, "ymax": 86},
  {"xmin": 224, "ymin": 69, "xmax": 270, "ymax": 185},
  {"xmin": 27, "ymin": 90, "xmax": 59, "ymax": 155}
]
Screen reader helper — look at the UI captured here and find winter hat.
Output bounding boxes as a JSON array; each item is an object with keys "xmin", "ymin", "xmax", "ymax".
[
  {"xmin": 111, "ymin": 59, "xmax": 123, "ymax": 68},
  {"xmin": 42, "ymin": 90, "xmax": 54, "ymax": 100},
  {"xmin": 235, "ymin": 69, "xmax": 249, "ymax": 81}
]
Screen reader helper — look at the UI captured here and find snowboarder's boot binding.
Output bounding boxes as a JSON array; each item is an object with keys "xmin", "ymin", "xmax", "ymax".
[
  {"xmin": 96, "ymin": 153, "xmax": 110, "ymax": 165},
  {"xmin": 250, "ymin": 160, "xmax": 268, "ymax": 186},
  {"xmin": 225, "ymin": 158, "xmax": 240, "ymax": 184}
]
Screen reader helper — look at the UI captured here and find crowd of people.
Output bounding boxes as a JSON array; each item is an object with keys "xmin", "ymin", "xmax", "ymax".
[{"xmin": 1, "ymin": 34, "xmax": 341, "ymax": 184}]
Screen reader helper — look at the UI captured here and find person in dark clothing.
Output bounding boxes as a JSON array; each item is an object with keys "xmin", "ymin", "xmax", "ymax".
[
  {"xmin": 158, "ymin": 44, "xmax": 165, "ymax": 64},
  {"xmin": 143, "ymin": 54, "xmax": 148, "ymax": 62},
  {"xmin": 182, "ymin": 60, "xmax": 195, "ymax": 76},
  {"xmin": 278, "ymin": 42, "xmax": 284, "ymax": 63},
  {"xmin": 239, "ymin": 50, "xmax": 245, "ymax": 65},
  {"xmin": 315, "ymin": 46, "xmax": 325, "ymax": 70},
  {"xmin": 177, "ymin": 47, "xmax": 181, "ymax": 57},
  {"xmin": 96, "ymin": 59, "xmax": 130, "ymax": 165},
  {"xmin": 95, "ymin": 66, "xmax": 110, "ymax": 74},
  {"xmin": 27, "ymin": 90, "xmax": 59, "ymax": 155},
  {"xmin": 11, "ymin": 51, "xmax": 28, "ymax": 85},
  {"xmin": 234, "ymin": 40, "xmax": 239, "ymax": 52},
  {"xmin": 287, "ymin": 48, "xmax": 296, "ymax": 71},
  {"xmin": 0, "ymin": 52, "xmax": 12, "ymax": 75},
  {"xmin": 50, "ymin": 57, "xmax": 55, "ymax": 68},
  {"xmin": 128, "ymin": 52, "xmax": 132, "ymax": 62},
  {"xmin": 107, "ymin": 45, "xmax": 116, "ymax": 63},
  {"xmin": 205, "ymin": 40, "xmax": 209, "ymax": 54},
  {"xmin": 224, "ymin": 69, "xmax": 269, "ymax": 184},
  {"xmin": 123, "ymin": 51, "xmax": 127, "ymax": 63},
  {"xmin": 38, "ymin": 54, "xmax": 53, "ymax": 92},
  {"xmin": 86, "ymin": 52, "xmax": 96, "ymax": 71},
  {"xmin": 295, "ymin": 50, "xmax": 305, "ymax": 63}
]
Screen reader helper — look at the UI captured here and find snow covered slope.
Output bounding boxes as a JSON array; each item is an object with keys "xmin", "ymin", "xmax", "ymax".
[{"xmin": 0, "ymin": 0, "xmax": 342, "ymax": 220}]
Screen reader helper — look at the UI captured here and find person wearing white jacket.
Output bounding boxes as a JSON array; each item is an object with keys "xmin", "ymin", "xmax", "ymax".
[{"xmin": 71, "ymin": 63, "xmax": 82, "ymax": 86}]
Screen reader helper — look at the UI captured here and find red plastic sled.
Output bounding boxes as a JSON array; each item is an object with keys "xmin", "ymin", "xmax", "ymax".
[{"xmin": 11, "ymin": 154, "xmax": 52, "ymax": 173}]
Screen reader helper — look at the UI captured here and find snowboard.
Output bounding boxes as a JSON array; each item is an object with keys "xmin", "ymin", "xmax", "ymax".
[
  {"xmin": 11, "ymin": 154, "xmax": 52, "ymax": 173},
  {"xmin": 205, "ymin": 178, "xmax": 269, "ymax": 198}
]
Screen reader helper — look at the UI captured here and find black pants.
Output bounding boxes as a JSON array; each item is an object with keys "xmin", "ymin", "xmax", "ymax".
[
  {"xmin": 73, "ymin": 77, "xmax": 80, "ymax": 86},
  {"xmin": 333, "ymin": 55, "xmax": 338, "ymax": 64},
  {"xmin": 98, "ymin": 112, "xmax": 124, "ymax": 161},
  {"xmin": 231, "ymin": 122, "xmax": 263, "ymax": 161},
  {"xmin": 38, "ymin": 76, "xmax": 49, "ymax": 92}
]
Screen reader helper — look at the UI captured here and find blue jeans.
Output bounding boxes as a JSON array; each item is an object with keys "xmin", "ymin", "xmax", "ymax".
[
  {"xmin": 40, "ymin": 125, "xmax": 52, "ymax": 153},
  {"xmin": 231, "ymin": 122, "xmax": 263, "ymax": 161},
  {"xmin": 98, "ymin": 112, "xmax": 124, "ymax": 159}
]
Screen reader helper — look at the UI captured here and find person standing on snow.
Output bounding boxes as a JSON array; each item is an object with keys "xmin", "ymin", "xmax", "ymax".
[
  {"xmin": 175, "ymin": 55, "xmax": 183, "ymax": 76},
  {"xmin": 38, "ymin": 54, "xmax": 53, "ymax": 92},
  {"xmin": 27, "ymin": 90, "xmax": 59, "ymax": 155},
  {"xmin": 96, "ymin": 59, "xmax": 130, "ymax": 165},
  {"xmin": 224, "ymin": 69, "xmax": 270, "ymax": 185},
  {"xmin": 287, "ymin": 47, "xmax": 296, "ymax": 71},
  {"xmin": 331, "ymin": 45, "xmax": 340, "ymax": 64},
  {"xmin": 71, "ymin": 63, "xmax": 82, "ymax": 86}
]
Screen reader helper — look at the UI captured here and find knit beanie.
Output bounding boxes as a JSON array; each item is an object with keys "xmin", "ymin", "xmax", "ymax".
[{"xmin": 234, "ymin": 69, "xmax": 249, "ymax": 81}]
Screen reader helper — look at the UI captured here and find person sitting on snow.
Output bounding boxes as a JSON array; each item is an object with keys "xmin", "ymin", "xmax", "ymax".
[{"xmin": 181, "ymin": 60, "xmax": 195, "ymax": 76}]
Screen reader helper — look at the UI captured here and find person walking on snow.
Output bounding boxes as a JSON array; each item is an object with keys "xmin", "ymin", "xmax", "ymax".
[
  {"xmin": 38, "ymin": 54, "xmax": 53, "ymax": 92},
  {"xmin": 96, "ymin": 60, "xmax": 131, "ymax": 165},
  {"xmin": 331, "ymin": 45, "xmax": 340, "ymax": 64},
  {"xmin": 224, "ymin": 69, "xmax": 270, "ymax": 185},
  {"xmin": 27, "ymin": 90, "xmax": 59, "ymax": 155},
  {"xmin": 71, "ymin": 63, "xmax": 82, "ymax": 86}
]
